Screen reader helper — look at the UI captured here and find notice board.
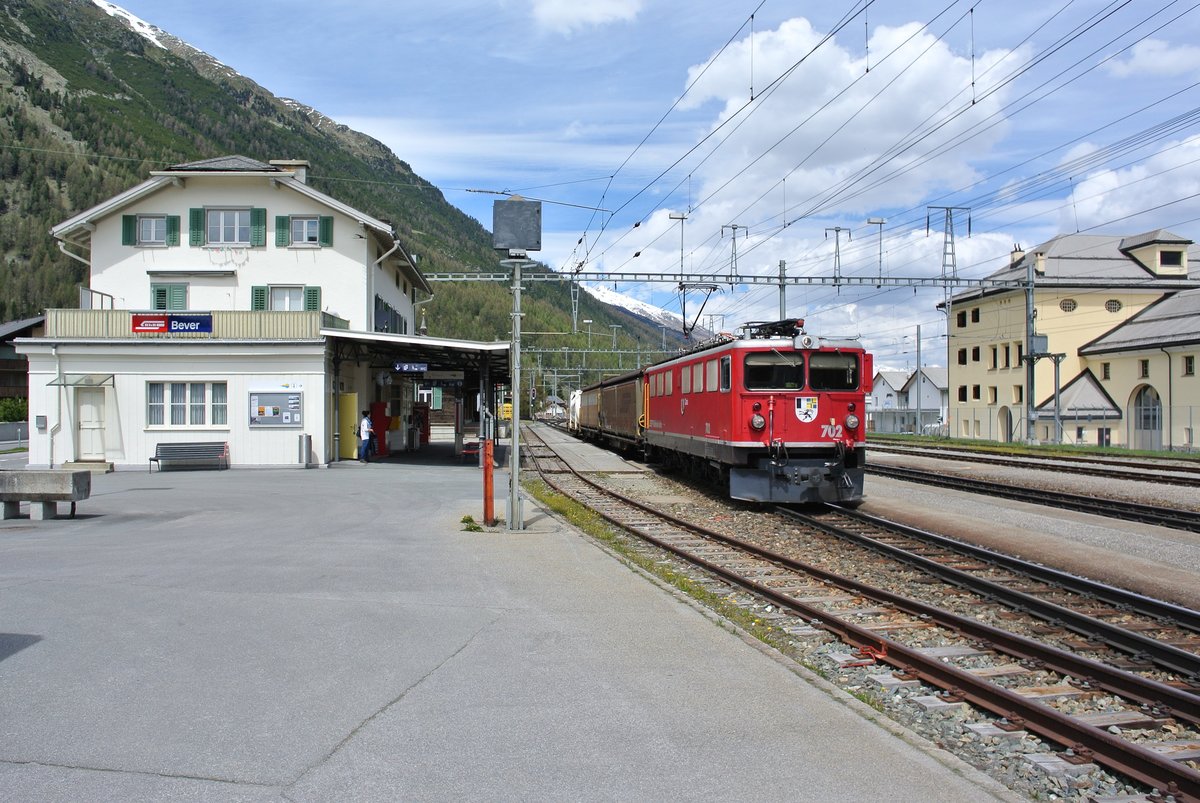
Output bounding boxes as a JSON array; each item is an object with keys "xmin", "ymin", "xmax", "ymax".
[{"xmin": 249, "ymin": 391, "xmax": 303, "ymax": 427}]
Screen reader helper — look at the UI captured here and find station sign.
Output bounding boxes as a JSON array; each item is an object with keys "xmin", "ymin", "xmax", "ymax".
[
  {"xmin": 132, "ymin": 313, "xmax": 213, "ymax": 334},
  {"xmin": 394, "ymin": 362, "xmax": 428, "ymax": 373}
]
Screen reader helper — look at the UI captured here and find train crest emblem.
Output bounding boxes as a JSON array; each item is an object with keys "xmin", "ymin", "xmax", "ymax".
[{"xmin": 795, "ymin": 396, "xmax": 819, "ymax": 422}]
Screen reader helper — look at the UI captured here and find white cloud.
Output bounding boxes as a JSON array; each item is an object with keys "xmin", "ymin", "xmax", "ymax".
[
  {"xmin": 1105, "ymin": 38, "xmax": 1200, "ymax": 78},
  {"xmin": 530, "ymin": 0, "xmax": 642, "ymax": 35}
]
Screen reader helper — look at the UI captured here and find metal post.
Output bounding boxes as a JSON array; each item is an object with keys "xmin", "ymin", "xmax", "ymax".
[
  {"xmin": 505, "ymin": 255, "xmax": 527, "ymax": 531},
  {"xmin": 915, "ymin": 324, "xmax": 922, "ymax": 435},
  {"xmin": 778, "ymin": 259, "xmax": 786, "ymax": 319},
  {"xmin": 1052, "ymin": 353, "xmax": 1065, "ymax": 444},
  {"xmin": 1026, "ymin": 255, "xmax": 1036, "ymax": 443}
]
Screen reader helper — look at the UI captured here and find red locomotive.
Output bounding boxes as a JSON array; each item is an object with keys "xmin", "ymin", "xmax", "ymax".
[{"xmin": 571, "ymin": 319, "xmax": 871, "ymax": 504}]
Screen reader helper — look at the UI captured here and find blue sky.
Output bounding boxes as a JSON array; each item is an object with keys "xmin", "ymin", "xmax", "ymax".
[{"xmin": 102, "ymin": 1, "xmax": 1200, "ymax": 368}]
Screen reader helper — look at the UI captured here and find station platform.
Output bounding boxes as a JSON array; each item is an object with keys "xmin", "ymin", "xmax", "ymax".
[{"xmin": 0, "ymin": 438, "xmax": 1016, "ymax": 800}]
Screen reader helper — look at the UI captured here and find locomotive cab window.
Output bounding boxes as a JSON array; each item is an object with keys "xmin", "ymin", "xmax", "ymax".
[
  {"xmin": 719, "ymin": 355, "xmax": 731, "ymax": 391},
  {"xmin": 808, "ymin": 352, "xmax": 859, "ymax": 391},
  {"xmin": 744, "ymin": 353, "xmax": 804, "ymax": 390}
]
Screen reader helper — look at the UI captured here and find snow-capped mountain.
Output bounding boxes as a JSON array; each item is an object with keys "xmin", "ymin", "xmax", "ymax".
[{"xmin": 582, "ymin": 284, "xmax": 712, "ymax": 340}]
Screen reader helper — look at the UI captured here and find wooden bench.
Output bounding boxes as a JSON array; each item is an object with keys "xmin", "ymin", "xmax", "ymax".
[
  {"xmin": 0, "ymin": 470, "xmax": 91, "ymax": 520},
  {"xmin": 149, "ymin": 442, "xmax": 229, "ymax": 472}
]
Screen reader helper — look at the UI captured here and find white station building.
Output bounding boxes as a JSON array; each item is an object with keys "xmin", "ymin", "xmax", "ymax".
[{"xmin": 17, "ymin": 155, "xmax": 508, "ymax": 470}]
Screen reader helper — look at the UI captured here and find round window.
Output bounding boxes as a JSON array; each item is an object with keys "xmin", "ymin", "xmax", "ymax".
[
  {"xmin": 1059, "ymin": 299, "xmax": 1077, "ymax": 312},
  {"xmin": 1105, "ymin": 299, "xmax": 1123, "ymax": 313}
]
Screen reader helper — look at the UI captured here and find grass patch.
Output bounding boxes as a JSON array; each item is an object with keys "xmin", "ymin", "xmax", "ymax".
[
  {"xmin": 868, "ymin": 432, "xmax": 1200, "ymax": 463},
  {"xmin": 460, "ymin": 514, "xmax": 484, "ymax": 532},
  {"xmin": 525, "ymin": 478, "xmax": 798, "ymax": 656}
]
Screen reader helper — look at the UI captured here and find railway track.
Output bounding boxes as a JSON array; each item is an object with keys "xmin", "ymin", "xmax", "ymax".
[
  {"xmin": 522, "ymin": 425, "xmax": 1200, "ymax": 801},
  {"xmin": 868, "ymin": 463, "xmax": 1200, "ymax": 532},
  {"xmin": 870, "ymin": 443, "xmax": 1200, "ymax": 488}
]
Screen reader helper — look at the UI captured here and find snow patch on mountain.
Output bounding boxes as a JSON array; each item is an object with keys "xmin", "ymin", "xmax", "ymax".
[
  {"xmin": 582, "ymin": 284, "xmax": 712, "ymax": 339},
  {"xmin": 91, "ymin": 2, "xmax": 169, "ymax": 49}
]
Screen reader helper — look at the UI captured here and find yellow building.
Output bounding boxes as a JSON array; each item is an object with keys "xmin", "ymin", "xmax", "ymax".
[{"xmin": 945, "ymin": 230, "xmax": 1199, "ymax": 449}]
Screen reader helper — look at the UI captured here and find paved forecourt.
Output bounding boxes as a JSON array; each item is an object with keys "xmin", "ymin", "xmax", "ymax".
[{"xmin": 0, "ymin": 444, "xmax": 1016, "ymax": 801}]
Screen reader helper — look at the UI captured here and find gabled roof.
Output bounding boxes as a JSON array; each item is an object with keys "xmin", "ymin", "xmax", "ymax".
[
  {"xmin": 873, "ymin": 370, "xmax": 909, "ymax": 391},
  {"xmin": 900, "ymin": 366, "xmax": 947, "ymax": 392},
  {"xmin": 1034, "ymin": 369, "xmax": 1122, "ymax": 420},
  {"xmin": 1079, "ymin": 288, "xmax": 1200, "ymax": 354}
]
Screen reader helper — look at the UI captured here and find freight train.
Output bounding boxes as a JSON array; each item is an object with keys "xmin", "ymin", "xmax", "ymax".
[{"xmin": 569, "ymin": 319, "xmax": 871, "ymax": 505}]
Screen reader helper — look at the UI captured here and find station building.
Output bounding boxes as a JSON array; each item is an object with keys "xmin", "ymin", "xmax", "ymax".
[
  {"xmin": 944, "ymin": 231, "xmax": 1200, "ymax": 449},
  {"xmin": 16, "ymin": 156, "xmax": 508, "ymax": 470}
]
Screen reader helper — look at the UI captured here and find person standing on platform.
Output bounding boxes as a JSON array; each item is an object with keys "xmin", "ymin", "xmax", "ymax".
[{"xmin": 358, "ymin": 410, "xmax": 374, "ymax": 463}]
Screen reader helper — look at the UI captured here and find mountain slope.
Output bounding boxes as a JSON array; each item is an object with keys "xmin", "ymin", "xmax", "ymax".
[{"xmin": 0, "ymin": 0, "xmax": 685, "ymax": 383}]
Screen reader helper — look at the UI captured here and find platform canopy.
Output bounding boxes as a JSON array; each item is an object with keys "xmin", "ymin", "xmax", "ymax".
[{"xmin": 321, "ymin": 328, "xmax": 509, "ymax": 389}]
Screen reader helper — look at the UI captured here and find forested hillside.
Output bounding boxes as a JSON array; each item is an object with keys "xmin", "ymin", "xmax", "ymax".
[{"xmin": 0, "ymin": 0, "xmax": 673, "ymax": 368}]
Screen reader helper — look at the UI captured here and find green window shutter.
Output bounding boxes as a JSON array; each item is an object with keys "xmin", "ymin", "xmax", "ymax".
[
  {"xmin": 166, "ymin": 215, "xmax": 180, "ymax": 246},
  {"xmin": 189, "ymin": 208, "xmax": 204, "ymax": 246},
  {"xmin": 167, "ymin": 284, "xmax": 186, "ymax": 310},
  {"xmin": 250, "ymin": 207, "xmax": 266, "ymax": 246},
  {"xmin": 318, "ymin": 216, "xmax": 333, "ymax": 247},
  {"xmin": 275, "ymin": 215, "xmax": 290, "ymax": 247},
  {"xmin": 303, "ymin": 285, "xmax": 321, "ymax": 311},
  {"xmin": 151, "ymin": 285, "xmax": 168, "ymax": 310},
  {"xmin": 122, "ymin": 215, "xmax": 136, "ymax": 245},
  {"xmin": 251, "ymin": 286, "xmax": 267, "ymax": 311}
]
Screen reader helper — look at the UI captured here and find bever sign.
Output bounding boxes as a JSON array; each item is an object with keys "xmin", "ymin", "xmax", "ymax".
[{"xmin": 132, "ymin": 313, "xmax": 213, "ymax": 334}]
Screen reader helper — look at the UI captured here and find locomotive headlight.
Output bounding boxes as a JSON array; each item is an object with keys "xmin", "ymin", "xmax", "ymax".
[
  {"xmin": 749, "ymin": 413, "xmax": 766, "ymax": 431},
  {"xmin": 844, "ymin": 413, "xmax": 861, "ymax": 430}
]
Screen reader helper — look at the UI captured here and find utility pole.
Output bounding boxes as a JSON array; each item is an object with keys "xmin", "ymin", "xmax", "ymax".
[
  {"xmin": 609, "ymin": 324, "xmax": 622, "ymax": 349},
  {"xmin": 669, "ymin": 212, "xmax": 687, "ymax": 284},
  {"xmin": 928, "ymin": 205, "xmax": 970, "ymax": 428},
  {"xmin": 867, "ymin": 217, "xmax": 886, "ymax": 287},
  {"xmin": 825, "ymin": 226, "xmax": 851, "ymax": 287},
  {"xmin": 721, "ymin": 223, "xmax": 744, "ymax": 285}
]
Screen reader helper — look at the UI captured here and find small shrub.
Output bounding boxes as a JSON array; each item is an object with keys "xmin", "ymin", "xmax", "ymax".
[{"xmin": 0, "ymin": 397, "xmax": 28, "ymax": 423}]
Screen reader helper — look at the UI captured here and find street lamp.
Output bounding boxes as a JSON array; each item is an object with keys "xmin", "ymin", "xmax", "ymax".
[
  {"xmin": 583, "ymin": 319, "xmax": 593, "ymax": 349},
  {"xmin": 609, "ymin": 324, "xmax": 622, "ymax": 349}
]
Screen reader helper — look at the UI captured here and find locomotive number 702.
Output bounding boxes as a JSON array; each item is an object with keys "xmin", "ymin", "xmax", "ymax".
[{"xmin": 820, "ymin": 424, "xmax": 844, "ymax": 439}]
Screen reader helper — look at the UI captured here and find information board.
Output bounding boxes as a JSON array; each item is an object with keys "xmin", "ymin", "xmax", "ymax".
[{"xmin": 249, "ymin": 391, "xmax": 303, "ymax": 427}]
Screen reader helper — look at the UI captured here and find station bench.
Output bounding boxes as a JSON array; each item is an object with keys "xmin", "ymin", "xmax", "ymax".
[
  {"xmin": 0, "ymin": 470, "xmax": 91, "ymax": 520},
  {"xmin": 461, "ymin": 441, "xmax": 481, "ymax": 463},
  {"xmin": 149, "ymin": 442, "xmax": 230, "ymax": 472}
]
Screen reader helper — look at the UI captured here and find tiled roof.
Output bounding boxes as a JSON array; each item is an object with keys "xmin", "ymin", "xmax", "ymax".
[{"xmin": 0, "ymin": 315, "xmax": 45, "ymax": 341}]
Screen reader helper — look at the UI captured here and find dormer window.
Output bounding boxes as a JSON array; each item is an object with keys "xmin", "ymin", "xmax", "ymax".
[{"xmin": 1161, "ymin": 250, "xmax": 1184, "ymax": 267}]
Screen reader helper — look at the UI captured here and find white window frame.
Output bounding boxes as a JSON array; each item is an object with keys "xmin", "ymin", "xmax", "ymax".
[
  {"xmin": 207, "ymin": 208, "xmax": 251, "ymax": 245},
  {"xmin": 147, "ymin": 381, "xmax": 228, "ymax": 429},
  {"xmin": 138, "ymin": 215, "xmax": 167, "ymax": 246},
  {"xmin": 269, "ymin": 285, "xmax": 305, "ymax": 311},
  {"xmin": 291, "ymin": 216, "xmax": 320, "ymax": 246}
]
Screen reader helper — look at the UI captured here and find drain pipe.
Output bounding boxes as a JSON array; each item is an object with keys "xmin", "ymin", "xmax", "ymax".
[
  {"xmin": 50, "ymin": 344, "xmax": 63, "ymax": 468},
  {"xmin": 57, "ymin": 240, "xmax": 90, "ymax": 268},
  {"xmin": 1161, "ymin": 347, "xmax": 1174, "ymax": 451}
]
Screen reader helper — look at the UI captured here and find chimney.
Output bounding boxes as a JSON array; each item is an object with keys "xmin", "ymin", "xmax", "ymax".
[
  {"xmin": 1010, "ymin": 243, "xmax": 1024, "ymax": 268},
  {"xmin": 269, "ymin": 159, "xmax": 309, "ymax": 184},
  {"xmin": 1034, "ymin": 252, "xmax": 1046, "ymax": 275}
]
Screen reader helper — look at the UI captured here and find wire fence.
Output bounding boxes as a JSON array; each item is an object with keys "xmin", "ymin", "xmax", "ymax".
[{"xmin": 872, "ymin": 406, "xmax": 1200, "ymax": 453}]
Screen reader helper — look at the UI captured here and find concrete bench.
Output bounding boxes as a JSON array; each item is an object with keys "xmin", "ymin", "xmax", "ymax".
[
  {"xmin": 149, "ymin": 442, "xmax": 229, "ymax": 472},
  {"xmin": 0, "ymin": 470, "xmax": 91, "ymax": 520}
]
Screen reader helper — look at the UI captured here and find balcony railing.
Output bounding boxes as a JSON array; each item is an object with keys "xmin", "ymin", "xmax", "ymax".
[{"xmin": 45, "ymin": 309, "xmax": 350, "ymax": 339}]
